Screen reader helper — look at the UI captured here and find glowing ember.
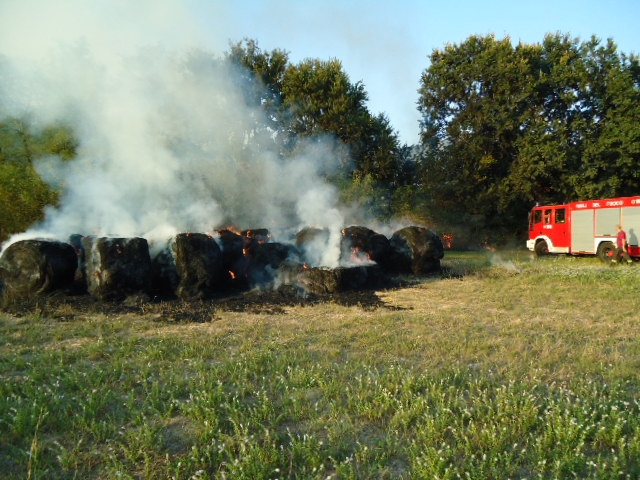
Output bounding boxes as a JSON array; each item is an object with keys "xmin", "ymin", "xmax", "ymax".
[{"xmin": 442, "ymin": 234, "xmax": 454, "ymax": 249}]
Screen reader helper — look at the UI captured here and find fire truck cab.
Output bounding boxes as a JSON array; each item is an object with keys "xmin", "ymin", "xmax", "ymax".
[{"xmin": 527, "ymin": 195, "xmax": 640, "ymax": 261}]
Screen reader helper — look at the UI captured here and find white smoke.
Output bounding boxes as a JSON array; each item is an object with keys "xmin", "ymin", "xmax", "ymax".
[{"xmin": 0, "ymin": 1, "xmax": 354, "ymax": 266}]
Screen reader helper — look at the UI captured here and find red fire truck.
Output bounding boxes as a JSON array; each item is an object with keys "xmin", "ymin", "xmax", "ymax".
[{"xmin": 527, "ymin": 195, "xmax": 640, "ymax": 261}]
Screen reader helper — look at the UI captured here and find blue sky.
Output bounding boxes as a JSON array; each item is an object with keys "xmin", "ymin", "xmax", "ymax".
[
  {"xmin": 1, "ymin": 0, "xmax": 638, "ymax": 145},
  {"xmin": 191, "ymin": 0, "xmax": 640, "ymax": 144}
]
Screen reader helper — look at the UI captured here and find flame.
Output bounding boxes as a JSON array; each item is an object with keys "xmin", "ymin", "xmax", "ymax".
[
  {"xmin": 348, "ymin": 246, "xmax": 375, "ymax": 265},
  {"xmin": 229, "ymin": 270, "xmax": 236, "ymax": 280},
  {"xmin": 442, "ymin": 233, "xmax": 454, "ymax": 249}
]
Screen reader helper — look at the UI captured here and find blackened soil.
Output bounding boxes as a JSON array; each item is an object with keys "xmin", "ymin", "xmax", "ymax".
[{"xmin": 0, "ymin": 276, "xmax": 420, "ymax": 323}]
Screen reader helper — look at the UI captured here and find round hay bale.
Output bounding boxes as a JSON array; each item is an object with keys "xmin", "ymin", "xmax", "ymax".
[
  {"xmin": 0, "ymin": 239, "xmax": 78, "ymax": 302},
  {"xmin": 388, "ymin": 226, "xmax": 444, "ymax": 274},
  {"xmin": 83, "ymin": 236, "xmax": 152, "ymax": 301},
  {"xmin": 340, "ymin": 226, "xmax": 391, "ymax": 266},
  {"xmin": 172, "ymin": 233, "xmax": 225, "ymax": 300},
  {"xmin": 245, "ymin": 242, "xmax": 299, "ymax": 286},
  {"xmin": 295, "ymin": 227, "xmax": 331, "ymax": 266},
  {"xmin": 216, "ymin": 229, "xmax": 249, "ymax": 287},
  {"xmin": 297, "ymin": 265, "xmax": 382, "ymax": 295}
]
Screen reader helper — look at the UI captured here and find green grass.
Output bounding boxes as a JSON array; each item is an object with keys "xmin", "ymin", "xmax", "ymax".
[{"xmin": 2, "ymin": 251, "xmax": 640, "ymax": 479}]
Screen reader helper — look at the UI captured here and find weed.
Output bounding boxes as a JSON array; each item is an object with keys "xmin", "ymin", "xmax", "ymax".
[{"xmin": 1, "ymin": 252, "xmax": 640, "ymax": 478}]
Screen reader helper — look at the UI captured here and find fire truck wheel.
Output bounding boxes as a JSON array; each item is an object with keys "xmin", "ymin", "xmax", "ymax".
[
  {"xmin": 597, "ymin": 241, "xmax": 616, "ymax": 263},
  {"xmin": 534, "ymin": 240, "xmax": 549, "ymax": 257}
]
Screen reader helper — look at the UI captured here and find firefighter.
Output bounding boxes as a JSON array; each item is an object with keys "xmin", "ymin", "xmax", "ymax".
[{"xmin": 612, "ymin": 225, "xmax": 633, "ymax": 265}]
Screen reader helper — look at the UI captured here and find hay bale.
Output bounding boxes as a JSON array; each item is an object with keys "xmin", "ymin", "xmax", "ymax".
[
  {"xmin": 150, "ymin": 242, "xmax": 179, "ymax": 299},
  {"xmin": 83, "ymin": 236, "xmax": 152, "ymax": 301},
  {"xmin": 216, "ymin": 229, "xmax": 250, "ymax": 289},
  {"xmin": 68, "ymin": 234, "xmax": 88, "ymax": 293},
  {"xmin": 295, "ymin": 227, "xmax": 331, "ymax": 266},
  {"xmin": 172, "ymin": 233, "xmax": 225, "ymax": 300},
  {"xmin": 388, "ymin": 226, "xmax": 444, "ymax": 274},
  {"xmin": 241, "ymin": 228, "xmax": 270, "ymax": 242},
  {"xmin": 297, "ymin": 265, "xmax": 383, "ymax": 295},
  {"xmin": 245, "ymin": 242, "xmax": 299, "ymax": 286},
  {"xmin": 0, "ymin": 239, "xmax": 78, "ymax": 301},
  {"xmin": 340, "ymin": 226, "xmax": 391, "ymax": 266}
]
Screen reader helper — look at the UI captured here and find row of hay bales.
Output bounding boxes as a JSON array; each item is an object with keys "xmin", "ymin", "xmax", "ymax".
[{"xmin": 0, "ymin": 226, "xmax": 444, "ymax": 303}]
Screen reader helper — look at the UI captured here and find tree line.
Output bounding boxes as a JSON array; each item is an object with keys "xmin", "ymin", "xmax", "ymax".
[{"xmin": 1, "ymin": 34, "xmax": 638, "ymax": 246}]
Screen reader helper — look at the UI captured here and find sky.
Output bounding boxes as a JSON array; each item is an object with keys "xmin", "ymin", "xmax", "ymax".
[
  {"xmin": 1, "ymin": 0, "xmax": 638, "ymax": 145},
  {"xmin": 0, "ymin": 0, "xmax": 638, "ymax": 252},
  {"xmin": 189, "ymin": 0, "xmax": 640, "ymax": 144}
]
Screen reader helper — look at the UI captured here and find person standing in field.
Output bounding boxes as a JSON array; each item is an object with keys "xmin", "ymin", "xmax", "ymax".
[{"xmin": 612, "ymin": 224, "xmax": 633, "ymax": 265}]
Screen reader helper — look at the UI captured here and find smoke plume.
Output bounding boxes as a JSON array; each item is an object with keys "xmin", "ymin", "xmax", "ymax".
[{"xmin": 0, "ymin": 1, "xmax": 359, "ymax": 266}]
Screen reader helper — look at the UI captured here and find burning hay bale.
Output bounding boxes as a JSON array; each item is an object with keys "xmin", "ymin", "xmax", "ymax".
[
  {"xmin": 0, "ymin": 223, "xmax": 445, "ymax": 306},
  {"xmin": 171, "ymin": 233, "xmax": 227, "ymax": 300},
  {"xmin": 216, "ymin": 229, "xmax": 247, "ymax": 285},
  {"xmin": 388, "ymin": 226, "xmax": 444, "ymax": 274},
  {"xmin": 241, "ymin": 228, "xmax": 270, "ymax": 243},
  {"xmin": 340, "ymin": 226, "xmax": 391, "ymax": 266},
  {"xmin": 83, "ymin": 236, "xmax": 152, "ymax": 301},
  {"xmin": 0, "ymin": 239, "xmax": 78, "ymax": 302},
  {"xmin": 216, "ymin": 228, "xmax": 300, "ymax": 288},
  {"xmin": 245, "ymin": 242, "xmax": 299, "ymax": 286},
  {"xmin": 295, "ymin": 227, "xmax": 331, "ymax": 266},
  {"xmin": 297, "ymin": 265, "xmax": 384, "ymax": 295}
]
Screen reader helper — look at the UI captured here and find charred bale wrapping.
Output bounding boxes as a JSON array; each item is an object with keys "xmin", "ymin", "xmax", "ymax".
[
  {"xmin": 241, "ymin": 228, "xmax": 270, "ymax": 242},
  {"xmin": 295, "ymin": 227, "xmax": 331, "ymax": 265},
  {"xmin": 0, "ymin": 239, "xmax": 78, "ymax": 302},
  {"xmin": 245, "ymin": 242, "xmax": 299, "ymax": 286},
  {"xmin": 216, "ymin": 229, "xmax": 251, "ymax": 289},
  {"xmin": 172, "ymin": 233, "xmax": 226, "ymax": 300},
  {"xmin": 388, "ymin": 226, "xmax": 444, "ymax": 274},
  {"xmin": 150, "ymin": 243, "xmax": 179, "ymax": 299},
  {"xmin": 83, "ymin": 236, "xmax": 152, "ymax": 301},
  {"xmin": 297, "ymin": 265, "xmax": 384, "ymax": 295},
  {"xmin": 340, "ymin": 226, "xmax": 391, "ymax": 266},
  {"xmin": 68, "ymin": 234, "xmax": 87, "ymax": 292}
]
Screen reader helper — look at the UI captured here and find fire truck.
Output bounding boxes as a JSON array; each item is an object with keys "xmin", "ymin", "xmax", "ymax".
[{"xmin": 527, "ymin": 195, "xmax": 640, "ymax": 261}]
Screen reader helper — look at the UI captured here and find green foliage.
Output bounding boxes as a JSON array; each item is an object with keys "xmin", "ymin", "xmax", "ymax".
[
  {"xmin": 3, "ymin": 254, "xmax": 640, "ymax": 478},
  {"xmin": 0, "ymin": 118, "xmax": 76, "ymax": 241},
  {"xmin": 418, "ymin": 33, "xmax": 640, "ymax": 243},
  {"xmin": 281, "ymin": 57, "xmax": 401, "ymax": 184},
  {"xmin": 226, "ymin": 41, "xmax": 402, "ymax": 213},
  {"xmin": 227, "ymin": 38, "xmax": 289, "ymax": 135}
]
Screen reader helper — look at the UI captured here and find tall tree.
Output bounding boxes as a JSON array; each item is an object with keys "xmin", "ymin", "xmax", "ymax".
[
  {"xmin": 418, "ymin": 33, "xmax": 640, "ymax": 242},
  {"xmin": 227, "ymin": 42, "xmax": 402, "ymax": 216},
  {"xmin": 418, "ymin": 35, "xmax": 530, "ymax": 235},
  {"xmin": 227, "ymin": 38, "xmax": 289, "ymax": 135},
  {"xmin": 281, "ymin": 58, "xmax": 400, "ymax": 183},
  {"xmin": 573, "ymin": 38, "xmax": 640, "ymax": 198},
  {"xmin": 0, "ymin": 117, "xmax": 75, "ymax": 241}
]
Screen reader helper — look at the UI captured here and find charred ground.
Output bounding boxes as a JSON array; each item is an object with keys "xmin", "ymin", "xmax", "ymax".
[{"xmin": 0, "ymin": 272, "xmax": 428, "ymax": 322}]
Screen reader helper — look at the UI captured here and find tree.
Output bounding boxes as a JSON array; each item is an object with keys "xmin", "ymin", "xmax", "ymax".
[
  {"xmin": 226, "ymin": 42, "xmax": 402, "ymax": 218},
  {"xmin": 282, "ymin": 58, "xmax": 400, "ymax": 184},
  {"xmin": 418, "ymin": 33, "xmax": 640, "ymax": 243},
  {"xmin": 418, "ymin": 35, "xmax": 531, "ymax": 238},
  {"xmin": 226, "ymin": 38, "xmax": 289, "ymax": 135},
  {"xmin": 0, "ymin": 117, "xmax": 75, "ymax": 242},
  {"xmin": 572, "ymin": 39, "xmax": 640, "ymax": 198}
]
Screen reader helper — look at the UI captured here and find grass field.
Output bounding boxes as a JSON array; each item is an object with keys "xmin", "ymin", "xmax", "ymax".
[{"xmin": 2, "ymin": 250, "xmax": 640, "ymax": 479}]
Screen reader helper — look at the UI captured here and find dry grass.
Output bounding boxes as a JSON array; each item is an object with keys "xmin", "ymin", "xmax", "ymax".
[{"xmin": 2, "ymin": 250, "xmax": 640, "ymax": 479}]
